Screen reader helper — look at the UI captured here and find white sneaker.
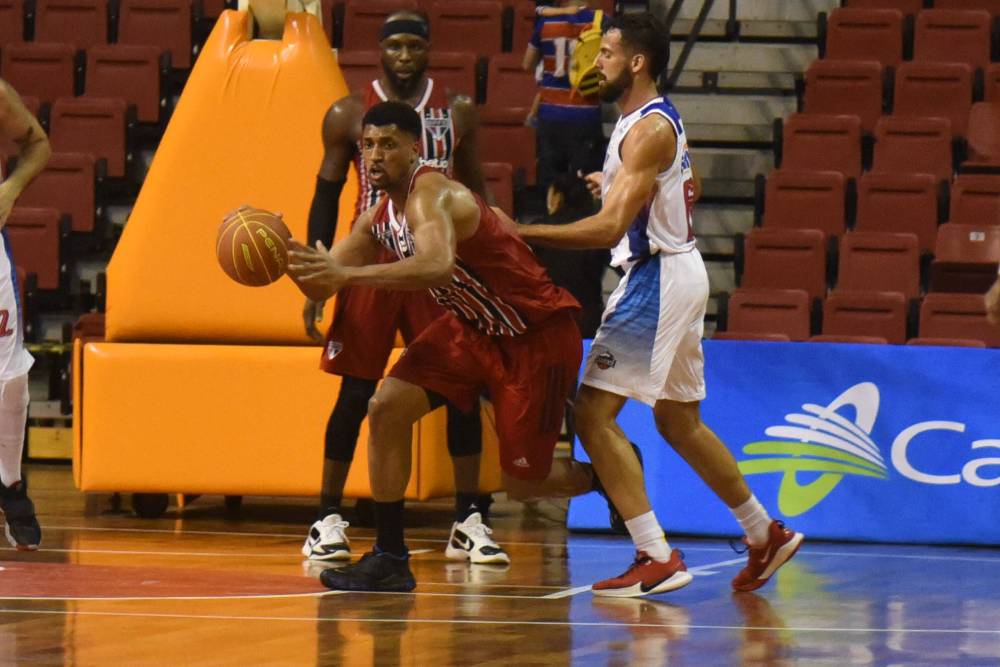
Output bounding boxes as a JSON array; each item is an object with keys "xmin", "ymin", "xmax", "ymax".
[
  {"xmin": 301, "ymin": 514, "xmax": 351, "ymax": 561},
  {"xmin": 444, "ymin": 512, "xmax": 510, "ymax": 565}
]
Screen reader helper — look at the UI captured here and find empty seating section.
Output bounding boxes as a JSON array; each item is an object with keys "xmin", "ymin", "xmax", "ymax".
[
  {"xmin": 0, "ymin": 0, "xmax": 23, "ymax": 45},
  {"xmin": 838, "ymin": 231, "xmax": 921, "ymax": 298},
  {"xmin": 482, "ymin": 162, "xmax": 514, "ymax": 217},
  {"xmin": 485, "ymin": 53, "xmax": 536, "ymax": 114},
  {"xmin": 950, "ymin": 175, "xmax": 1000, "ymax": 223},
  {"xmin": 723, "ymin": 289, "xmax": 812, "ymax": 341},
  {"xmin": 479, "ymin": 107, "xmax": 536, "ymax": 184},
  {"xmin": 5, "ymin": 207, "xmax": 62, "ymax": 290},
  {"xmin": 50, "ymin": 97, "xmax": 128, "ymax": 178},
  {"xmin": 761, "ymin": 170, "xmax": 846, "ymax": 238},
  {"xmin": 845, "ymin": 0, "xmax": 922, "ymax": 14},
  {"xmin": 17, "ymin": 153, "xmax": 97, "ymax": 234},
  {"xmin": 873, "ymin": 116, "xmax": 952, "ymax": 182},
  {"xmin": 985, "ymin": 64, "xmax": 1000, "ymax": 101},
  {"xmin": 856, "ymin": 172, "xmax": 939, "ymax": 251},
  {"xmin": 920, "ymin": 293, "xmax": 1000, "ymax": 346},
  {"xmin": 825, "ymin": 9, "xmax": 904, "ymax": 67},
  {"xmin": 1, "ymin": 43, "xmax": 76, "ymax": 105},
  {"xmin": 34, "ymin": 0, "xmax": 109, "ymax": 49},
  {"xmin": 821, "ymin": 290, "xmax": 907, "ymax": 344},
  {"xmin": 780, "ymin": 114, "xmax": 862, "ymax": 178},
  {"xmin": 914, "ymin": 9, "xmax": 991, "ymax": 69},
  {"xmin": 428, "ymin": 1, "xmax": 503, "ymax": 56},
  {"xmin": 930, "ymin": 223, "xmax": 1000, "ymax": 292},
  {"xmin": 511, "ymin": 0, "xmax": 537, "ymax": 55},
  {"xmin": 427, "ymin": 52, "xmax": 477, "ymax": 99},
  {"xmin": 86, "ymin": 45, "xmax": 163, "ymax": 123},
  {"xmin": 341, "ymin": 0, "xmax": 417, "ymax": 52},
  {"xmin": 935, "ymin": 0, "xmax": 1000, "ymax": 15},
  {"xmin": 118, "ymin": 0, "xmax": 193, "ymax": 69},
  {"xmin": 893, "ymin": 62, "xmax": 973, "ymax": 138},
  {"xmin": 335, "ymin": 50, "xmax": 379, "ymax": 94},
  {"xmin": 741, "ymin": 228, "xmax": 828, "ymax": 300},
  {"xmin": 804, "ymin": 59, "xmax": 884, "ymax": 133},
  {"xmin": 965, "ymin": 103, "xmax": 1000, "ymax": 167}
]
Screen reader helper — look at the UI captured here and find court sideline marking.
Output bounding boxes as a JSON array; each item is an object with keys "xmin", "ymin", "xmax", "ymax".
[{"xmin": 541, "ymin": 557, "xmax": 748, "ymax": 599}]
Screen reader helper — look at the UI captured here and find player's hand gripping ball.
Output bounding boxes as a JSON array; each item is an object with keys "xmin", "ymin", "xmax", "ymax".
[{"xmin": 217, "ymin": 205, "xmax": 291, "ymax": 286}]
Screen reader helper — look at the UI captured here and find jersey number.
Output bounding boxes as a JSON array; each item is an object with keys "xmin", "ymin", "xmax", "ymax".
[
  {"xmin": 551, "ymin": 37, "xmax": 577, "ymax": 78},
  {"xmin": 0, "ymin": 310, "xmax": 15, "ymax": 338},
  {"xmin": 683, "ymin": 178, "xmax": 696, "ymax": 242}
]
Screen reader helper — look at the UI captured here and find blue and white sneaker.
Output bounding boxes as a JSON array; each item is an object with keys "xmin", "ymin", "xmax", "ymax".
[{"xmin": 302, "ymin": 513, "xmax": 351, "ymax": 561}]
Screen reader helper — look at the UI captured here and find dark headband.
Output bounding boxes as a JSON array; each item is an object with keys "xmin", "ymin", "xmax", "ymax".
[{"xmin": 379, "ymin": 19, "xmax": 429, "ymax": 42}]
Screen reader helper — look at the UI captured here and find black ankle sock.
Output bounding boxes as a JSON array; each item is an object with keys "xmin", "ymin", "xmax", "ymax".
[
  {"xmin": 375, "ymin": 500, "xmax": 407, "ymax": 557},
  {"xmin": 318, "ymin": 494, "xmax": 342, "ymax": 521},
  {"xmin": 476, "ymin": 493, "xmax": 494, "ymax": 521},
  {"xmin": 455, "ymin": 492, "xmax": 479, "ymax": 522}
]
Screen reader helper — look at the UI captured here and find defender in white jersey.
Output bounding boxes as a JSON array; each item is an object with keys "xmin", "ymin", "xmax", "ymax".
[
  {"xmin": 520, "ymin": 14, "xmax": 802, "ymax": 598},
  {"xmin": 0, "ymin": 77, "xmax": 50, "ymax": 550}
]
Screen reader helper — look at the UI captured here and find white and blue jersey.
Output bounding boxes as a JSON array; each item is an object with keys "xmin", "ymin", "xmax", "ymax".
[
  {"xmin": 0, "ymin": 167, "xmax": 33, "ymax": 381},
  {"xmin": 603, "ymin": 96, "xmax": 697, "ymax": 268}
]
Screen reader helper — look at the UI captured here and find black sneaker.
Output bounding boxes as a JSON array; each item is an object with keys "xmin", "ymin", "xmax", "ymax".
[
  {"xmin": 319, "ymin": 548, "xmax": 416, "ymax": 592},
  {"xmin": 0, "ymin": 479, "xmax": 41, "ymax": 550},
  {"xmin": 593, "ymin": 442, "xmax": 644, "ymax": 535}
]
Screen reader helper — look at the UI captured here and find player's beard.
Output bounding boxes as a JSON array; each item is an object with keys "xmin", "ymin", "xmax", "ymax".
[
  {"xmin": 385, "ymin": 66, "xmax": 425, "ymax": 100},
  {"xmin": 598, "ymin": 68, "xmax": 632, "ymax": 103}
]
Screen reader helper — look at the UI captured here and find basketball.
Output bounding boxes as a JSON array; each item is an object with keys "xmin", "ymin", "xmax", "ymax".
[{"xmin": 216, "ymin": 206, "xmax": 291, "ymax": 286}]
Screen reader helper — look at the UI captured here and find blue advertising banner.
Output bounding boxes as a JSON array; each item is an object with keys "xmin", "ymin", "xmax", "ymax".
[{"xmin": 568, "ymin": 340, "xmax": 1000, "ymax": 544}]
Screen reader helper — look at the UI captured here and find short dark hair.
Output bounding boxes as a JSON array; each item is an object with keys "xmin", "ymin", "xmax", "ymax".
[
  {"xmin": 607, "ymin": 13, "xmax": 670, "ymax": 81},
  {"xmin": 362, "ymin": 101, "xmax": 422, "ymax": 139}
]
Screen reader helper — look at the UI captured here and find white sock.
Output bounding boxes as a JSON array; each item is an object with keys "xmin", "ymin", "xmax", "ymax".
[
  {"xmin": 0, "ymin": 440, "xmax": 23, "ymax": 487},
  {"xmin": 731, "ymin": 494, "xmax": 772, "ymax": 547},
  {"xmin": 625, "ymin": 511, "xmax": 672, "ymax": 562}
]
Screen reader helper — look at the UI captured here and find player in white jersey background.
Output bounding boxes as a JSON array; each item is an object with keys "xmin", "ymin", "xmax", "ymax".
[
  {"xmin": 519, "ymin": 13, "xmax": 804, "ymax": 597},
  {"xmin": 0, "ymin": 77, "xmax": 51, "ymax": 550}
]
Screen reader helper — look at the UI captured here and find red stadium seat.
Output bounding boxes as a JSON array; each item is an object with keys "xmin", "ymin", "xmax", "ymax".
[
  {"xmin": 825, "ymin": 8, "xmax": 905, "ymax": 68},
  {"xmin": 950, "ymin": 174, "xmax": 1000, "ymax": 224},
  {"xmin": 930, "ymin": 223, "xmax": 1000, "ymax": 292},
  {"xmin": 844, "ymin": 0, "xmax": 922, "ymax": 14},
  {"xmin": 5, "ymin": 207, "xmax": 62, "ymax": 290},
  {"xmin": 0, "ymin": 42, "xmax": 75, "ymax": 105},
  {"xmin": 485, "ymin": 53, "xmax": 536, "ymax": 110},
  {"xmin": 914, "ymin": 9, "xmax": 991, "ymax": 69},
  {"xmin": 907, "ymin": 336, "xmax": 987, "ymax": 347},
  {"xmin": 821, "ymin": 289, "xmax": 908, "ymax": 344},
  {"xmin": 512, "ymin": 0, "xmax": 538, "ymax": 56},
  {"xmin": 50, "ymin": 97, "xmax": 129, "ymax": 178},
  {"xmin": 16, "ymin": 153, "xmax": 98, "ymax": 234},
  {"xmin": 0, "ymin": 95, "xmax": 39, "ymax": 159},
  {"xmin": 341, "ymin": 0, "xmax": 417, "ymax": 52},
  {"xmin": 872, "ymin": 115, "xmax": 953, "ymax": 182},
  {"xmin": 428, "ymin": 0, "xmax": 504, "ymax": 56},
  {"xmin": 428, "ymin": 52, "xmax": 477, "ymax": 99},
  {"xmin": 838, "ymin": 231, "xmax": 921, "ymax": 298},
  {"xmin": 919, "ymin": 292, "xmax": 1000, "ymax": 346},
  {"xmin": 335, "ymin": 50, "xmax": 380, "ymax": 94},
  {"xmin": 985, "ymin": 63, "xmax": 1000, "ymax": 102},
  {"xmin": 761, "ymin": 170, "xmax": 847, "ymax": 238},
  {"xmin": 856, "ymin": 172, "xmax": 939, "ymax": 252},
  {"xmin": 202, "ymin": 0, "xmax": 227, "ymax": 18},
  {"xmin": 479, "ymin": 106, "xmax": 535, "ymax": 184},
  {"xmin": 965, "ymin": 102, "xmax": 1000, "ymax": 168},
  {"xmin": 86, "ymin": 45, "xmax": 164, "ymax": 124},
  {"xmin": 934, "ymin": 0, "xmax": 1000, "ymax": 16},
  {"xmin": 741, "ymin": 228, "xmax": 828, "ymax": 300},
  {"xmin": 713, "ymin": 332, "xmax": 792, "ymax": 342},
  {"xmin": 34, "ymin": 0, "xmax": 108, "ymax": 50},
  {"xmin": 724, "ymin": 288, "xmax": 812, "ymax": 341},
  {"xmin": 804, "ymin": 59, "xmax": 884, "ymax": 133},
  {"xmin": 118, "ymin": 0, "xmax": 193, "ymax": 69},
  {"xmin": 809, "ymin": 334, "xmax": 889, "ymax": 344},
  {"xmin": 893, "ymin": 61, "xmax": 973, "ymax": 138},
  {"xmin": 482, "ymin": 162, "xmax": 514, "ymax": 217},
  {"xmin": 780, "ymin": 114, "xmax": 863, "ymax": 179},
  {"xmin": 0, "ymin": 0, "xmax": 24, "ymax": 46}
]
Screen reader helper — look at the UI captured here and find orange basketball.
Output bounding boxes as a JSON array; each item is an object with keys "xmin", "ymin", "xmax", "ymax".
[{"xmin": 216, "ymin": 206, "xmax": 291, "ymax": 286}]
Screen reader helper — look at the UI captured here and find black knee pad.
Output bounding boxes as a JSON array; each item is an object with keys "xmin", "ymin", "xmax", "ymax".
[
  {"xmin": 446, "ymin": 401, "xmax": 482, "ymax": 457},
  {"xmin": 324, "ymin": 376, "xmax": 378, "ymax": 462}
]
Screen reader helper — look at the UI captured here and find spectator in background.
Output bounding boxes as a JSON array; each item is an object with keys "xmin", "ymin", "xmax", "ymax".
[
  {"xmin": 523, "ymin": 1, "xmax": 608, "ymax": 193},
  {"xmin": 529, "ymin": 172, "xmax": 608, "ymax": 337}
]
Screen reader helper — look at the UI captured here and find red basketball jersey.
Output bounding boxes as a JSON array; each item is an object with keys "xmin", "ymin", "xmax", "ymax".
[
  {"xmin": 370, "ymin": 166, "xmax": 580, "ymax": 337},
  {"xmin": 354, "ymin": 78, "xmax": 456, "ymax": 218}
]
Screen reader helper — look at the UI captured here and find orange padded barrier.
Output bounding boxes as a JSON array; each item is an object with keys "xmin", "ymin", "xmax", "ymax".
[
  {"xmin": 73, "ymin": 342, "xmax": 502, "ymax": 498},
  {"xmin": 105, "ymin": 12, "xmax": 357, "ymax": 343}
]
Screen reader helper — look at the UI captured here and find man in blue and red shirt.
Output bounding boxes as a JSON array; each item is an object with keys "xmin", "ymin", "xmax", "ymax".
[{"xmin": 523, "ymin": 1, "xmax": 609, "ymax": 192}]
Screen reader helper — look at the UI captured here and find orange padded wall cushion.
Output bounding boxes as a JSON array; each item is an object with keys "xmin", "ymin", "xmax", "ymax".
[{"xmin": 106, "ymin": 11, "xmax": 359, "ymax": 343}]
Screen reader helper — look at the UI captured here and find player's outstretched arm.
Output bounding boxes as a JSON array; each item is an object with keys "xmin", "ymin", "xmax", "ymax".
[
  {"xmin": 0, "ymin": 79, "xmax": 51, "ymax": 227},
  {"xmin": 288, "ymin": 206, "xmax": 381, "ymax": 302},
  {"xmin": 518, "ymin": 115, "xmax": 675, "ymax": 250}
]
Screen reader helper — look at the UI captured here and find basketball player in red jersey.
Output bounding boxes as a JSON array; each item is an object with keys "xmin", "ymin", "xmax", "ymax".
[
  {"xmin": 288, "ymin": 102, "xmax": 612, "ymax": 592},
  {"xmin": 300, "ymin": 12, "xmax": 506, "ymax": 566}
]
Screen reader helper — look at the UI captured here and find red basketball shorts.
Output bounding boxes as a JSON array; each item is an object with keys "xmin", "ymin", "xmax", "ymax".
[{"xmin": 388, "ymin": 310, "xmax": 583, "ymax": 481}]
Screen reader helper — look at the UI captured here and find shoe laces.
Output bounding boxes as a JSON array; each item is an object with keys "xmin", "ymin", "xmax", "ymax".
[
  {"xmin": 319, "ymin": 517, "xmax": 349, "ymax": 536},
  {"xmin": 464, "ymin": 520, "xmax": 495, "ymax": 541}
]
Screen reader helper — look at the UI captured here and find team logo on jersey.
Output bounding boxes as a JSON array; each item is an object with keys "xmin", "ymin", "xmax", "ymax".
[
  {"xmin": 423, "ymin": 114, "xmax": 451, "ymax": 141},
  {"xmin": 594, "ymin": 350, "xmax": 616, "ymax": 370},
  {"xmin": 326, "ymin": 341, "xmax": 343, "ymax": 360}
]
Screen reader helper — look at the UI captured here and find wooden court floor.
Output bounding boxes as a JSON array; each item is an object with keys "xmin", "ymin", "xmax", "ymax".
[{"xmin": 3, "ymin": 465, "xmax": 1000, "ymax": 666}]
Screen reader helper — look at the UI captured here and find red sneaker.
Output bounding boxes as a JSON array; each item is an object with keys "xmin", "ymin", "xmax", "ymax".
[
  {"xmin": 731, "ymin": 520, "xmax": 804, "ymax": 592},
  {"xmin": 592, "ymin": 549, "xmax": 693, "ymax": 598}
]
